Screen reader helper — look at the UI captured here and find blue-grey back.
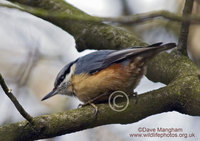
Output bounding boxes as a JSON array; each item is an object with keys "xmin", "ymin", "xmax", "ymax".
[
  {"xmin": 75, "ymin": 50, "xmax": 115, "ymax": 74},
  {"xmin": 73, "ymin": 42, "xmax": 176, "ymax": 75}
]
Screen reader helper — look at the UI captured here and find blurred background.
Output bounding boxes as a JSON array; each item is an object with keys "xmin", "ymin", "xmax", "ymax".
[{"xmin": 0, "ymin": 0, "xmax": 200, "ymax": 141}]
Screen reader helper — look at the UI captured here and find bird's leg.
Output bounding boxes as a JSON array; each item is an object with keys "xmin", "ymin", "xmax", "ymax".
[
  {"xmin": 78, "ymin": 102, "xmax": 98, "ymax": 117},
  {"xmin": 77, "ymin": 93, "xmax": 108, "ymax": 117},
  {"xmin": 78, "ymin": 93, "xmax": 108, "ymax": 107},
  {"xmin": 133, "ymin": 91, "xmax": 138, "ymax": 104}
]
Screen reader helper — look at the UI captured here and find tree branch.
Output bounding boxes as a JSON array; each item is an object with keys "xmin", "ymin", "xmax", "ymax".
[
  {"xmin": 1, "ymin": 1, "xmax": 199, "ymax": 53},
  {"xmin": 1, "ymin": 0, "xmax": 200, "ymax": 140},
  {"xmin": 4, "ymin": 0, "xmax": 147, "ymax": 52},
  {"xmin": 146, "ymin": 50, "xmax": 199, "ymax": 84},
  {"xmin": 178, "ymin": 0, "xmax": 194, "ymax": 55},
  {"xmin": 0, "ymin": 74, "xmax": 34, "ymax": 124},
  {"xmin": 1, "ymin": 3, "xmax": 200, "ymax": 26},
  {"xmin": 0, "ymin": 60, "xmax": 200, "ymax": 140},
  {"xmin": 102, "ymin": 10, "xmax": 200, "ymax": 25}
]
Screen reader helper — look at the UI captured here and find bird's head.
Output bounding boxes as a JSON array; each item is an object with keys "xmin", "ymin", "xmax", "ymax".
[{"xmin": 41, "ymin": 61, "xmax": 76, "ymax": 101}]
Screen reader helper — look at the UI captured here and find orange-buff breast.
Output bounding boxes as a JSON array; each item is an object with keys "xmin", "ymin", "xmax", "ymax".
[{"xmin": 71, "ymin": 61, "xmax": 145, "ymax": 103}]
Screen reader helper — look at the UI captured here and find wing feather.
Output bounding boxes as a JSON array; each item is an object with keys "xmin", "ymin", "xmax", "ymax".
[{"xmin": 75, "ymin": 43, "xmax": 176, "ymax": 74}]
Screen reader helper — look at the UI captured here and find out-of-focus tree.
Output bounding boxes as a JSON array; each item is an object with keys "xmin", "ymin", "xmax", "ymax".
[{"xmin": 188, "ymin": 1, "xmax": 200, "ymax": 65}]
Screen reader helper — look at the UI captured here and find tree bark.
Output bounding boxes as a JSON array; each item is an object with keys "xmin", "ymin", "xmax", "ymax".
[
  {"xmin": 1, "ymin": 70, "xmax": 200, "ymax": 140},
  {"xmin": 6, "ymin": 0, "xmax": 146, "ymax": 51},
  {"xmin": 0, "ymin": 0, "xmax": 199, "ymax": 140}
]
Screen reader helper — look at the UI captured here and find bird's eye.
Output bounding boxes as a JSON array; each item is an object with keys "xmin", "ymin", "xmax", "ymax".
[{"xmin": 59, "ymin": 75, "xmax": 65, "ymax": 83}]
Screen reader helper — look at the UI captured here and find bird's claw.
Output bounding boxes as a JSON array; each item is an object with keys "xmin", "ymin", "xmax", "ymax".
[
  {"xmin": 77, "ymin": 103, "xmax": 86, "ymax": 108},
  {"xmin": 77, "ymin": 102, "xmax": 98, "ymax": 118},
  {"xmin": 77, "ymin": 103, "xmax": 82, "ymax": 108},
  {"xmin": 90, "ymin": 103, "xmax": 98, "ymax": 118}
]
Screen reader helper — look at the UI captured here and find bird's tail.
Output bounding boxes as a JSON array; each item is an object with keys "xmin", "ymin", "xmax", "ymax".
[
  {"xmin": 133, "ymin": 42, "xmax": 176, "ymax": 59},
  {"xmin": 101, "ymin": 42, "xmax": 176, "ymax": 68},
  {"xmin": 148, "ymin": 42, "xmax": 176, "ymax": 51}
]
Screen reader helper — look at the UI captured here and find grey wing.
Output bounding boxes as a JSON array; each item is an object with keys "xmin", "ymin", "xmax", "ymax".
[
  {"xmin": 102, "ymin": 43, "xmax": 165, "ymax": 66},
  {"xmin": 74, "ymin": 48, "xmax": 149, "ymax": 74},
  {"xmin": 74, "ymin": 43, "xmax": 176, "ymax": 75},
  {"xmin": 75, "ymin": 48, "xmax": 141, "ymax": 74},
  {"xmin": 74, "ymin": 50, "xmax": 115, "ymax": 74},
  {"xmin": 102, "ymin": 43, "xmax": 176, "ymax": 67}
]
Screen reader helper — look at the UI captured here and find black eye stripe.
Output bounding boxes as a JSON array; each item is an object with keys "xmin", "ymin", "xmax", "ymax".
[
  {"xmin": 56, "ymin": 66, "xmax": 71, "ymax": 86},
  {"xmin": 59, "ymin": 75, "xmax": 65, "ymax": 82},
  {"xmin": 54, "ymin": 59, "xmax": 78, "ymax": 88}
]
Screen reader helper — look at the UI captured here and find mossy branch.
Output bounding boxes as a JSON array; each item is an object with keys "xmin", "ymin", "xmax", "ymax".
[
  {"xmin": 1, "ymin": 3, "xmax": 200, "ymax": 26},
  {"xmin": 3, "ymin": 0, "xmax": 147, "ymax": 51},
  {"xmin": 0, "ymin": 0, "xmax": 200, "ymax": 140},
  {"xmin": 2, "ymin": 1, "xmax": 199, "ymax": 53},
  {"xmin": 0, "ymin": 52, "xmax": 200, "ymax": 140}
]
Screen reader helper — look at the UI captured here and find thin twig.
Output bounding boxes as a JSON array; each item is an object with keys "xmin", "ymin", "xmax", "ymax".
[
  {"xmin": 0, "ymin": 73, "xmax": 34, "ymax": 124},
  {"xmin": 101, "ymin": 10, "xmax": 200, "ymax": 25},
  {"xmin": 178, "ymin": 0, "xmax": 195, "ymax": 55}
]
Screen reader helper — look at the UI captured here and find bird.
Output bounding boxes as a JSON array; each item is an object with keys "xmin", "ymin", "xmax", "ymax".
[{"xmin": 41, "ymin": 42, "xmax": 176, "ymax": 114}]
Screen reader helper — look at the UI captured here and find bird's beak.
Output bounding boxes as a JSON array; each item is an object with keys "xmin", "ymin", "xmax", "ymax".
[{"xmin": 41, "ymin": 88, "xmax": 57, "ymax": 101}]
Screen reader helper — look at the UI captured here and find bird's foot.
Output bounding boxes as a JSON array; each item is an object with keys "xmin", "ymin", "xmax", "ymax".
[
  {"xmin": 77, "ymin": 93, "xmax": 109, "ymax": 117},
  {"xmin": 90, "ymin": 103, "xmax": 98, "ymax": 118},
  {"xmin": 77, "ymin": 103, "xmax": 86, "ymax": 108},
  {"xmin": 78, "ymin": 102, "xmax": 98, "ymax": 118}
]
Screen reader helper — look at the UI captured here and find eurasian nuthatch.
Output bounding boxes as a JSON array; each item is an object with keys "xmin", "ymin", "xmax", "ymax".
[{"xmin": 42, "ymin": 43, "xmax": 176, "ymax": 113}]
